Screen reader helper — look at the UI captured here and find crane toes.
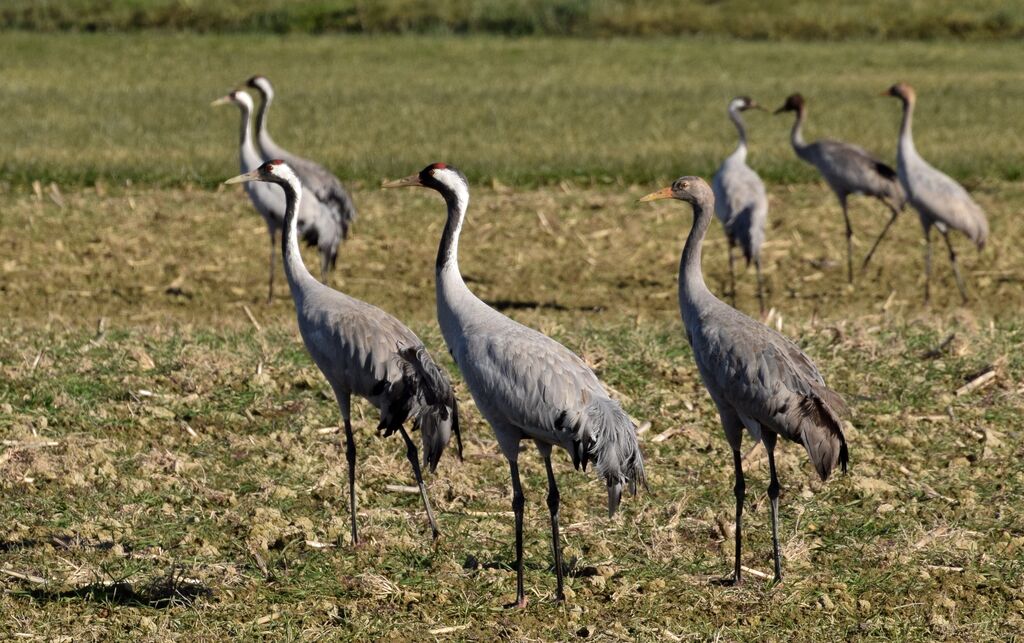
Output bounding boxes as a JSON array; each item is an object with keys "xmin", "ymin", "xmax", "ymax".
[
  {"xmin": 710, "ymin": 575, "xmax": 742, "ymax": 587},
  {"xmin": 503, "ymin": 596, "xmax": 528, "ymax": 609}
]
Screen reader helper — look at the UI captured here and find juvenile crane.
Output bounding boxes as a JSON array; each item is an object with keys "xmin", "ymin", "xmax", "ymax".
[
  {"xmin": 383, "ymin": 163, "xmax": 646, "ymax": 608},
  {"xmin": 212, "ymin": 91, "xmax": 337, "ymax": 302},
  {"xmin": 640, "ymin": 176, "xmax": 849, "ymax": 584},
  {"xmin": 226, "ymin": 160, "xmax": 461, "ymax": 545},
  {"xmin": 712, "ymin": 96, "xmax": 769, "ymax": 313},
  {"xmin": 884, "ymin": 82, "xmax": 989, "ymax": 303},
  {"xmin": 775, "ymin": 94, "xmax": 905, "ymax": 282},
  {"xmin": 246, "ymin": 75, "xmax": 357, "ymax": 278}
]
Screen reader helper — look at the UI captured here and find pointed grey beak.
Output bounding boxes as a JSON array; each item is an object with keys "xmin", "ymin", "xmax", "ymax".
[
  {"xmin": 225, "ymin": 168, "xmax": 260, "ymax": 185},
  {"xmin": 381, "ymin": 173, "xmax": 423, "ymax": 189}
]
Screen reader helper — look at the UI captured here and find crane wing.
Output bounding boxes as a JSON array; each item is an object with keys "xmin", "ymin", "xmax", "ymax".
[
  {"xmin": 691, "ymin": 313, "xmax": 848, "ymax": 479},
  {"xmin": 904, "ymin": 161, "xmax": 987, "ymax": 244}
]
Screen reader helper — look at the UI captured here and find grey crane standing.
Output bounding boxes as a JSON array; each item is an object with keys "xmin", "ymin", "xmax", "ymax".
[
  {"xmin": 775, "ymin": 94, "xmax": 905, "ymax": 282},
  {"xmin": 226, "ymin": 160, "xmax": 461, "ymax": 544},
  {"xmin": 246, "ymin": 75, "xmax": 357, "ymax": 280},
  {"xmin": 212, "ymin": 91, "xmax": 336, "ymax": 303},
  {"xmin": 383, "ymin": 163, "xmax": 645, "ymax": 608},
  {"xmin": 884, "ymin": 83, "xmax": 989, "ymax": 304},
  {"xmin": 640, "ymin": 176, "xmax": 849, "ymax": 584},
  {"xmin": 712, "ymin": 96, "xmax": 769, "ymax": 313}
]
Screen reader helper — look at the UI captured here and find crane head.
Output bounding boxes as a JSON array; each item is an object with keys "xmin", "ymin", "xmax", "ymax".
[
  {"xmin": 244, "ymin": 75, "xmax": 274, "ymax": 98},
  {"xmin": 883, "ymin": 82, "xmax": 916, "ymax": 104},
  {"xmin": 382, "ymin": 163, "xmax": 469, "ymax": 199},
  {"xmin": 210, "ymin": 90, "xmax": 253, "ymax": 110},
  {"xmin": 773, "ymin": 93, "xmax": 805, "ymax": 115},
  {"xmin": 638, "ymin": 176, "xmax": 713, "ymax": 208},
  {"xmin": 730, "ymin": 96, "xmax": 765, "ymax": 113},
  {"xmin": 225, "ymin": 159, "xmax": 294, "ymax": 186}
]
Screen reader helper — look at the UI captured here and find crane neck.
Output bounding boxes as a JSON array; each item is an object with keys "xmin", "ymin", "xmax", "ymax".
[
  {"xmin": 436, "ymin": 184, "xmax": 469, "ymax": 281},
  {"xmin": 728, "ymin": 107, "xmax": 749, "ymax": 156},
  {"xmin": 678, "ymin": 198, "xmax": 714, "ymax": 312},
  {"xmin": 897, "ymin": 98, "xmax": 916, "ymax": 158},
  {"xmin": 278, "ymin": 174, "xmax": 317, "ymax": 299},
  {"xmin": 254, "ymin": 90, "xmax": 279, "ymax": 158},
  {"xmin": 434, "ymin": 182, "xmax": 478, "ymax": 325},
  {"xmin": 789, "ymin": 106, "xmax": 808, "ymax": 151},
  {"xmin": 235, "ymin": 102, "xmax": 260, "ymax": 172}
]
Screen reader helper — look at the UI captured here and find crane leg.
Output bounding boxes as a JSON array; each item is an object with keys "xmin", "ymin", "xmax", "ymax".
[
  {"xmin": 267, "ymin": 230, "xmax": 277, "ymax": 304},
  {"xmin": 840, "ymin": 196, "xmax": 854, "ymax": 283},
  {"xmin": 731, "ymin": 447, "xmax": 745, "ymax": 585},
  {"xmin": 941, "ymin": 231, "xmax": 969, "ymax": 304},
  {"xmin": 754, "ymin": 256, "xmax": 765, "ymax": 316},
  {"xmin": 398, "ymin": 425, "xmax": 440, "ymax": 540},
  {"xmin": 923, "ymin": 226, "xmax": 933, "ymax": 304},
  {"xmin": 763, "ymin": 432, "xmax": 783, "ymax": 583},
  {"xmin": 543, "ymin": 455, "xmax": 565, "ymax": 602},
  {"xmin": 508, "ymin": 460, "xmax": 527, "ymax": 608},
  {"xmin": 727, "ymin": 241, "xmax": 737, "ymax": 306},
  {"xmin": 861, "ymin": 203, "xmax": 899, "ymax": 273},
  {"xmin": 339, "ymin": 392, "xmax": 358, "ymax": 546}
]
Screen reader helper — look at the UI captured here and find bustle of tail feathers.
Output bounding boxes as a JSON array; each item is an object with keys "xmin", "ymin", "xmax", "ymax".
[
  {"xmin": 874, "ymin": 160, "xmax": 898, "ymax": 183},
  {"xmin": 796, "ymin": 385, "xmax": 850, "ymax": 481},
  {"xmin": 873, "ymin": 160, "xmax": 906, "ymax": 211},
  {"xmin": 564, "ymin": 396, "xmax": 647, "ymax": 517},
  {"xmin": 397, "ymin": 346, "xmax": 461, "ymax": 472},
  {"xmin": 327, "ymin": 189, "xmax": 357, "ymax": 241},
  {"xmin": 972, "ymin": 216, "xmax": 989, "ymax": 251}
]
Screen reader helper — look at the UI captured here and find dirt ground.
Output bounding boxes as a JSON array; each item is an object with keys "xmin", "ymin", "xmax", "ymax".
[{"xmin": 1, "ymin": 182, "xmax": 1022, "ymax": 640}]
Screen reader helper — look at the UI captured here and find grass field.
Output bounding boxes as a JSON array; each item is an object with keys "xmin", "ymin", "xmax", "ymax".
[
  {"xmin": 2, "ymin": 31, "xmax": 1024, "ymax": 641},
  {"xmin": 2, "ymin": 33, "xmax": 1023, "ymax": 190}
]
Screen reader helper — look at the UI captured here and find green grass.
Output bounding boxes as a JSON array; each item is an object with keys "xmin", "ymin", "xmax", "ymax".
[
  {"xmin": 5, "ymin": 0, "xmax": 1024, "ymax": 40},
  {"xmin": 2, "ymin": 177, "xmax": 1023, "ymax": 639},
  {"xmin": 1, "ymin": 33, "xmax": 1023, "ymax": 190}
]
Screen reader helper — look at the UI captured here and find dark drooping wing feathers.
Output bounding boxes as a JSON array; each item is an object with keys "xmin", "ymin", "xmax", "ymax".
[
  {"xmin": 695, "ymin": 310, "xmax": 849, "ymax": 481},
  {"xmin": 555, "ymin": 396, "xmax": 647, "ymax": 516},
  {"xmin": 873, "ymin": 159, "xmax": 898, "ymax": 182},
  {"xmin": 383, "ymin": 346, "xmax": 462, "ymax": 472},
  {"xmin": 728, "ymin": 203, "xmax": 762, "ymax": 265},
  {"xmin": 750, "ymin": 341, "xmax": 849, "ymax": 480},
  {"xmin": 811, "ymin": 139, "xmax": 906, "ymax": 209},
  {"xmin": 400, "ymin": 346, "xmax": 462, "ymax": 462}
]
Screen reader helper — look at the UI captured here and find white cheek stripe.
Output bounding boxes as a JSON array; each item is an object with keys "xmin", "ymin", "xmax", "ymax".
[{"xmin": 434, "ymin": 169, "xmax": 468, "ymax": 210}]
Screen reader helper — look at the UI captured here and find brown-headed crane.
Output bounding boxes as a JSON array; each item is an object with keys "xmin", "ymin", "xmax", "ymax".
[
  {"xmin": 883, "ymin": 82, "xmax": 989, "ymax": 303},
  {"xmin": 641, "ymin": 176, "xmax": 849, "ymax": 584}
]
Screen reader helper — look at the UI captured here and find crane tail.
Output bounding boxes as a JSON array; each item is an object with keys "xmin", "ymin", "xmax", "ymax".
[
  {"xmin": 578, "ymin": 396, "xmax": 646, "ymax": 517},
  {"xmin": 795, "ymin": 388, "xmax": 850, "ymax": 481},
  {"xmin": 397, "ymin": 346, "xmax": 461, "ymax": 472}
]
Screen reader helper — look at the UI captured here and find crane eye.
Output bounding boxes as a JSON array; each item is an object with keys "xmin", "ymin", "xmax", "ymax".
[{"xmin": 681, "ymin": 182, "xmax": 689, "ymax": 189}]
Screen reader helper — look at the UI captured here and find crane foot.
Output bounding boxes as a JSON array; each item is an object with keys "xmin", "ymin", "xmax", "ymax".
[
  {"xmin": 504, "ymin": 596, "xmax": 529, "ymax": 609},
  {"xmin": 710, "ymin": 575, "xmax": 742, "ymax": 587}
]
